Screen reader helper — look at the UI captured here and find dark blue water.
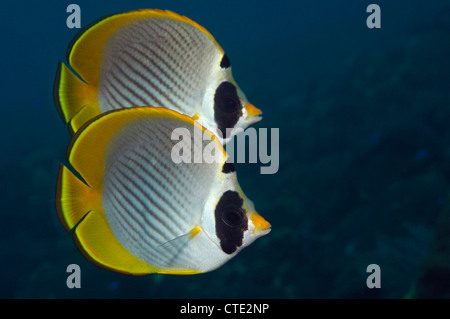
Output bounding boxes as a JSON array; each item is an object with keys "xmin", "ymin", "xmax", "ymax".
[{"xmin": 1, "ymin": 0, "xmax": 449, "ymax": 298}]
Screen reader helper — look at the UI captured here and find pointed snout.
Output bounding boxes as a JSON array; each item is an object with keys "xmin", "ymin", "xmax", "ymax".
[
  {"xmin": 250, "ymin": 212, "xmax": 271, "ymax": 235},
  {"xmin": 244, "ymin": 102, "xmax": 262, "ymax": 119}
]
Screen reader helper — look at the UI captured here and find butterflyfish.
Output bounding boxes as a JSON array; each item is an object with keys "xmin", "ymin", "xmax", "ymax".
[
  {"xmin": 56, "ymin": 107, "xmax": 270, "ymax": 274},
  {"xmin": 54, "ymin": 9, "xmax": 262, "ymax": 143}
]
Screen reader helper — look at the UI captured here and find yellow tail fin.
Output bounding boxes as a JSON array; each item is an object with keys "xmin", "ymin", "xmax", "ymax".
[
  {"xmin": 56, "ymin": 164, "xmax": 101, "ymax": 231},
  {"xmin": 56, "ymin": 164, "xmax": 161, "ymax": 275},
  {"xmin": 54, "ymin": 62, "xmax": 100, "ymax": 134}
]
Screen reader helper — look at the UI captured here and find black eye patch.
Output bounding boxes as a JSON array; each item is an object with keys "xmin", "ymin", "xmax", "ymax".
[
  {"xmin": 214, "ymin": 82, "xmax": 243, "ymax": 139},
  {"xmin": 220, "ymin": 54, "xmax": 231, "ymax": 68},
  {"xmin": 215, "ymin": 190, "xmax": 248, "ymax": 254}
]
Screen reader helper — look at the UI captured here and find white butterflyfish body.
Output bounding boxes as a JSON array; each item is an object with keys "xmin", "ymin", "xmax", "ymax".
[
  {"xmin": 56, "ymin": 107, "xmax": 270, "ymax": 275},
  {"xmin": 54, "ymin": 9, "xmax": 262, "ymax": 143}
]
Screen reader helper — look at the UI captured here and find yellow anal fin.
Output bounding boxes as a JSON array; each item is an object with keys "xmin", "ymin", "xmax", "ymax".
[
  {"xmin": 73, "ymin": 210, "xmax": 159, "ymax": 275},
  {"xmin": 56, "ymin": 159, "xmax": 160, "ymax": 275},
  {"xmin": 74, "ymin": 209, "xmax": 202, "ymax": 275},
  {"xmin": 54, "ymin": 62, "xmax": 100, "ymax": 134}
]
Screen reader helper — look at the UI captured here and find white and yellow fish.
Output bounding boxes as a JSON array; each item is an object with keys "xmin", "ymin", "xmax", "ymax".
[
  {"xmin": 56, "ymin": 107, "xmax": 270, "ymax": 274},
  {"xmin": 54, "ymin": 9, "xmax": 262, "ymax": 143}
]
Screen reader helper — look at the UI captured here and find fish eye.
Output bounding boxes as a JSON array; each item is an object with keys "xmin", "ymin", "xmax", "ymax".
[
  {"xmin": 215, "ymin": 190, "xmax": 248, "ymax": 254},
  {"xmin": 215, "ymin": 82, "xmax": 241, "ymax": 113},
  {"xmin": 225, "ymin": 98, "xmax": 237, "ymax": 110},
  {"xmin": 221, "ymin": 206, "xmax": 245, "ymax": 227},
  {"xmin": 214, "ymin": 82, "xmax": 243, "ymax": 138}
]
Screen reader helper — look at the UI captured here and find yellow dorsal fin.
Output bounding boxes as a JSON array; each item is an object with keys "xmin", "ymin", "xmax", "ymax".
[
  {"xmin": 68, "ymin": 106, "xmax": 226, "ymax": 188},
  {"xmin": 68, "ymin": 9, "xmax": 222, "ymax": 86},
  {"xmin": 58, "ymin": 9, "xmax": 222, "ymax": 135}
]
